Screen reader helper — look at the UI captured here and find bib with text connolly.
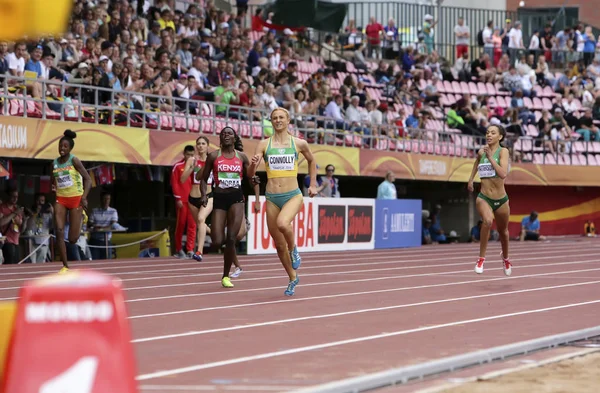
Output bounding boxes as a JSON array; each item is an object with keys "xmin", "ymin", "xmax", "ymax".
[{"xmin": 268, "ymin": 148, "xmax": 296, "ymax": 171}]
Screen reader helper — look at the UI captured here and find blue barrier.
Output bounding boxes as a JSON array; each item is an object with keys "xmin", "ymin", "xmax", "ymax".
[{"xmin": 375, "ymin": 199, "xmax": 422, "ymax": 249}]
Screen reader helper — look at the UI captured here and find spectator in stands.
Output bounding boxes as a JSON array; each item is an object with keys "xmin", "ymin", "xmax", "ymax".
[
  {"xmin": 503, "ymin": 66, "xmax": 523, "ymax": 93},
  {"xmin": 537, "ymin": 109, "xmax": 557, "ymax": 153},
  {"xmin": 576, "ymin": 107, "xmax": 600, "ymax": 141},
  {"xmin": 528, "ymin": 30, "xmax": 540, "ymax": 59},
  {"xmin": 423, "ymin": 75, "xmax": 440, "ymax": 106},
  {"xmin": 429, "ymin": 205, "xmax": 447, "ymax": 243},
  {"xmin": 346, "ymin": 95, "xmax": 371, "ymax": 135},
  {"xmin": 582, "ymin": 26, "xmax": 596, "ymax": 66},
  {"xmin": 321, "ymin": 164, "xmax": 340, "ymax": 198},
  {"xmin": 0, "ymin": 41, "xmax": 9, "ymax": 76},
  {"xmin": 470, "ymin": 219, "xmax": 483, "ymax": 242},
  {"xmin": 482, "ymin": 20, "xmax": 494, "ymax": 60},
  {"xmin": 452, "ymin": 51, "xmax": 471, "ymax": 82},
  {"xmin": 593, "ymin": 97, "xmax": 600, "ymax": 120},
  {"xmin": 520, "ymin": 211, "xmax": 546, "ymax": 241},
  {"xmin": 214, "ymin": 75, "xmax": 246, "ymax": 119},
  {"xmin": 321, "ymin": 35, "xmax": 345, "ymax": 72},
  {"xmin": 377, "ymin": 171, "xmax": 397, "ymax": 199},
  {"xmin": 550, "ymin": 108, "xmax": 573, "ymax": 152},
  {"xmin": 0, "ymin": 188, "xmax": 23, "ymax": 264},
  {"xmin": 422, "ymin": 219, "xmax": 433, "ymax": 245},
  {"xmin": 587, "ymin": 58, "xmax": 600, "ymax": 87},
  {"xmin": 454, "ymin": 17, "xmax": 470, "ymax": 60},
  {"xmin": 422, "ymin": 14, "xmax": 436, "ymax": 54},
  {"xmin": 324, "ymin": 94, "xmax": 347, "ymax": 131},
  {"xmin": 508, "ymin": 21, "xmax": 524, "ymax": 64},
  {"xmin": 25, "ymin": 193, "xmax": 53, "ymax": 263},
  {"xmin": 383, "ymin": 19, "xmax": 399, "ymax": 60},
  {"xmin": 511, "ymin": 90, "xmax": 535, "ymax": 125},
  {"xmin": 89, "ymin": 191, "xmax": 119, "ymax": 260},
  {"xmin": 365, "ymin": 17, "xmax": 384, "ymax": 59}
]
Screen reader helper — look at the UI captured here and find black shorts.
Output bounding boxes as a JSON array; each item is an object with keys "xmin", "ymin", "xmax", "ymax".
[
  {"xmin": 188, "ymin": 195, "xmax": 203, "ymax": 209},
  {"xmin": 213, "ymin": 188, "xmax": 245, "ymax": 211},
  {"xmin": 188, "ymin": 193, "xmax": 214, "ymax": 209}
]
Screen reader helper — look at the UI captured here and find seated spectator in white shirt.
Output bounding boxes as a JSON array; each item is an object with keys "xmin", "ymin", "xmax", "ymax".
[
  {"xmin": 324, "ymin": 94, "xmax": 347, "ymax": 130},
  {"xmin": 345, "ymin": 96, "xmax": 371, "ymax": 135},
  {"xmin": 88, "ymin": 192, "xmax": 120, "ymax": 260}
]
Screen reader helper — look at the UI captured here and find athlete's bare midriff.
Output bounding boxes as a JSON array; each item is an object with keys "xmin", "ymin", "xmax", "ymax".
[
  {"xmin": 266, "ymin": 176, "xmax": 298, "ymax": 195},
  {"xmin": 480, "ymin": 177, "xmax": 506, "ymax": 200},
  {"xmin": 190, "ymin": 184, "xmax": 211, "ymax": 198}
]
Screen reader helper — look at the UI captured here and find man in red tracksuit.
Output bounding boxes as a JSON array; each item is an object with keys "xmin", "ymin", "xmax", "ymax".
[{"xmin": 171, "ymin": 145, "xmax": 196, "ymax": 258}]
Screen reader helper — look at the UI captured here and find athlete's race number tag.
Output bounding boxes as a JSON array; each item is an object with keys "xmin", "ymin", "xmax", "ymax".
[
  {"xmin": 218, "ymin": 173, "xmax": 241, "ymax": 189},
  {"xmin": 39, "ymin": 356, "xmax": 99, "ymax": 393},
  {"xmin": 268, "ymin": 154, "xmax": 295, "ymax": 171},
  {"xmin": 478, "ymin": 163, "xmax": 496, "ymax": 178},
  {"xmin": 56, "ymin": 174, "xmax": 74, "ymax": 189}
]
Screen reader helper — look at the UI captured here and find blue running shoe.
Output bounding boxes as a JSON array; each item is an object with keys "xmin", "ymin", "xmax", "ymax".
[
  {"xmin": 284, "ymin": 276, "xmax": 299, "ymax": 296},
  {"xmin": 290, "ymin": 245, "xmax": 301, "ymax": 270}
]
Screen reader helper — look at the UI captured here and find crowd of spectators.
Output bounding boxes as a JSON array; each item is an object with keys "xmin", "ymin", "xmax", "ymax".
[{"xmin": 1, "ymin": 1, "xmax": 600, "ymax": 160}]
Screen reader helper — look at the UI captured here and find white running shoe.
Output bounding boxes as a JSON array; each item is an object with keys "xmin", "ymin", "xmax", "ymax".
[
  {"xmin": 475, "ymin": 257, "xmax": 485, "ymax": 274},
  {"xmin": 501, "ymin": 252, "xmax": 512, "ymax": 276},
  {"xmin": 231, "ymin": 267, "xmax": 243, "ymax": 278}
]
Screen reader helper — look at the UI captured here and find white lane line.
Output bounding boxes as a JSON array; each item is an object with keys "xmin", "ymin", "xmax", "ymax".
[
  {"xmin": 135, "ymin": 299, "xmax": 600, "ymax": 381},
  {"xmin": 123, "ymin": 258, "xmax": 600, "ymax": 303},
  {"xmin": 1, "ymin": 259, "xmax": 598, "ymax": 303},
  {"xmin": 0, "ymin": 242, "xmax": 591, "ymax": 279},
  {"xmin": 128, "ymin": 267, "xmax": 600, "ymax": 319},
  {"xmin": 120, "ymin": 252, "xmax": 600, "ymax": 293},
  {"xmin": 132, "ymin": 280, "xmax": 600, "ymax": 343},
  {"xmin": 0, "ymin": 240, "xmax": 580, "ymax": 272},
  {"xmin": 0, "ymin": 246, "xmax": 592, "ymax": 291}
]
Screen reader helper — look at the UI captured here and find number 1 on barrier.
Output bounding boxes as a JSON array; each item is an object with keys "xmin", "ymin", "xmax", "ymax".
[{"xmin": 39, "ymin": 357, "xmax": 99, "ymax": 393}]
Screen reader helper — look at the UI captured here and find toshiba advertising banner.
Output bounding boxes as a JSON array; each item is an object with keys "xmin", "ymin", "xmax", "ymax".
[
  {"xmin": 246, "ymin": 197, "xmax": 375, "ymax": 255},
  {"xmin": 374, "ymin": 199, "xmax": 422, "ymax": 249}
]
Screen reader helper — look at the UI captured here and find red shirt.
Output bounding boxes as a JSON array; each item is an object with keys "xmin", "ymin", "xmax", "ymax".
[
  {"xmin": 171, "ymin": 158, "xmax": 193, "ymax": 203},
  {"xmin": 366, "ymin": 23, "xmax": 384, "ymax": 45},
  {"xmin": 212, "ymin": 151, "xmax": 244, "ymax": 190},
  {"xmin": 0, "ymin": 203, "xmax": 23, "ymax": 245}
]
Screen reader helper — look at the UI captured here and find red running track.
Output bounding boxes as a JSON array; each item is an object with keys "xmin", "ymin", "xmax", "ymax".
[{"xmin": 1, "ymin": 238, "xmax": 600, "ymax": 392}]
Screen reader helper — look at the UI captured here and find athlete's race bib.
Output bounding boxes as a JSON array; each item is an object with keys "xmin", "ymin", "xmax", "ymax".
[
  {"xmin": 268, "ymin": 154, "xmax": 296, "ymax": 171},
  {"xmin": 56, "ymin": 173, "xmax": 74, "ymax": 189},
  {"xmin": 478, "ymin": 163, "xmax": 496, "ymax": 178},
  {"xmin": 218, "ymin": 172, "xmax": 241, "ymax": 188}
]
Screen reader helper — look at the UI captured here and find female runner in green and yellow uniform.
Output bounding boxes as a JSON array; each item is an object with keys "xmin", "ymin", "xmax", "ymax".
[
  {"xmin": 468, "ymin": 124, "xmax": 512, "ymax": 276},
  {"xmin": 248, "ymin": 108, "xmax": 318, "ymax": 296},
  {"xmin": 52, "ymin": 130, "xmax": 92, "ymax": 274}
]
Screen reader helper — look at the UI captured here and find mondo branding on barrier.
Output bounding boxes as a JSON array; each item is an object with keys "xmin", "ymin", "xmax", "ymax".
[
  {"xmin": 0, "ymin": 270, "xmax": 138, "ymax": 393},
  {"xmin": 375, "ymin": 199, "xmax": 423, "ymax": 249},
  {"xmin": 246, "ymin": 197, "xmax": 374, "ymax": 255}
]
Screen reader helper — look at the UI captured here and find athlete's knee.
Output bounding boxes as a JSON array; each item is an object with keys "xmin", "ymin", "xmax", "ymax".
[
  {"xmin": 55, "ymin": 228, "xmax": 65, "ymax": 239},
  {"xmin": 481, "ymin": 217, "xmax": 493, "ymax": 228},
  {"xmin": 212, "ymin": 235, "xmax": 224, "ymax": 249},
  {"xmin": 225, "ymin": 232, "xmax": 237, "ymax": 248},
  {"xmin": 276, "ymin": 218, "xmax": 291, "ymax": 233},
  {"xmin": 68, "ymin": 236, "xmax": 78, "ymax": 244}
]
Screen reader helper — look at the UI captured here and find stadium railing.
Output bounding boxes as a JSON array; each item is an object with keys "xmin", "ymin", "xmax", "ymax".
[{"xmin": 1, "ymin": 75, "xmax": 599, "ymax": 166}]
